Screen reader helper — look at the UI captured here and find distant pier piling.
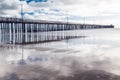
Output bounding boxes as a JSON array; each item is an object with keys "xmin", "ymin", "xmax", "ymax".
[{"xmin": 0, "ymin": 17, "xmax": 114, "ymax": 44}]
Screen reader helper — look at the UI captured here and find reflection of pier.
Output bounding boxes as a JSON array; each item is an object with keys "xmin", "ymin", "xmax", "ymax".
[{"xmin": 0, "ymin": 17, "xmax": 114, "ymax": 44}]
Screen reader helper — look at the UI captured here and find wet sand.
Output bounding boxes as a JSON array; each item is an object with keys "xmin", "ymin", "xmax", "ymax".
[
  {"xmin": 0, "ymin": 29, "xmax": 120, "ymax": 80},
  {"xmin": 0, "ymin": 64, "xmax": 120, "ymax": 80}
]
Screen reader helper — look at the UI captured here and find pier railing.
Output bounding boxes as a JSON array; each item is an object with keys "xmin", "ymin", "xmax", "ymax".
[{"xmin": 0, "ymin": 17, "xmax": 114, "ymax": 44}]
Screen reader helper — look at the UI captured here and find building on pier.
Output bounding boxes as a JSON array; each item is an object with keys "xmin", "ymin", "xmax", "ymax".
[{"xmin": 0, "ymin": 17, "xmax": 114, "ymax": 44}]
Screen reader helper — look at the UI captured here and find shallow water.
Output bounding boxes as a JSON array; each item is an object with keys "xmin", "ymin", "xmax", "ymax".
[{"xmin": 0, "ymin": 28, "xmax": 120, "ymax": 80}]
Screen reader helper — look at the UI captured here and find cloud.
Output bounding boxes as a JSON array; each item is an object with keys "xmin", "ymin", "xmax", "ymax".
[
  {"xmin": 0, "ymin": 0, "xmax": 120, "ymax": 27},
  {"xmin": 50, "ymin": 9, "xmax": 60, "ymax": 12},
  {"xmin": 0, "ymin": 0, "xmax": 19, "ymax": 17}
]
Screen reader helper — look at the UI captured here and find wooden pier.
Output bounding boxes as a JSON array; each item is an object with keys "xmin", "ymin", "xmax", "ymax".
[{"xmin": 0, "ymin": 17, "xmax": 114, "ymax": 44}]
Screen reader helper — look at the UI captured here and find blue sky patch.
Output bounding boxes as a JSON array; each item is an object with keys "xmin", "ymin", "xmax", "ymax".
[
  {"xmin": 19, "ymin": 0, "xmax": 48, "ymax": 3},
  {"xmin": 20, "ymin": 12, "xmax": 34, "ymax": 15}
]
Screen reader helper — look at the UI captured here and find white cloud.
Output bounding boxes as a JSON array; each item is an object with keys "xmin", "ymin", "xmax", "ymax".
[{"xmin": 0, "ymin": 0, "xmax": 120, "ymax": 27}]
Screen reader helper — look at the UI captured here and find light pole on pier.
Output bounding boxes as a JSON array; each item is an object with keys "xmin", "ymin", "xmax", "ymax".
[
  {"xmin": 83, "ymin": 17, "xmax": 85, "ymax": 25},
  {"xmin": 66, "ymin": 11, "xmax": 69, "ymax": 24},
  {"xmin": 83, "ymin": 16, "xmax": 86, "ymax": 44},
  {"xmin": 21, "ymin": 4, "xmax": 24, "ymax": 20},
  {"xmin": 65, "ymin": 10, "xmax": 69, "ymax": 48},
  {"xmin": 20, "ymin": 3, "xmax": 25, "ymax": 64},
  {"xmin": 20, "ymin": 4, "xmax": 24, "ymax": 48}
]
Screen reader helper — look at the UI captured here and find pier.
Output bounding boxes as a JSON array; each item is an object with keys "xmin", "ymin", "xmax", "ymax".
[{"xmin": 0, "ymin": 17, "xmax": 114, "ymax": 44}]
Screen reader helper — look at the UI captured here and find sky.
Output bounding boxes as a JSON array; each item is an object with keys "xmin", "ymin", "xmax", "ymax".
[{"xmin": 0, "ymin": 0, "xmax": 120, "ymax": 28}]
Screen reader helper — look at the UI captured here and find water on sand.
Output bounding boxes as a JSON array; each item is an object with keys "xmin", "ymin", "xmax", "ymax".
[{"xmin": 0, "ymin": 28, "xmax": 120, "ymax": 80}]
